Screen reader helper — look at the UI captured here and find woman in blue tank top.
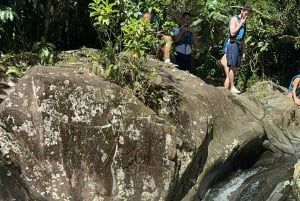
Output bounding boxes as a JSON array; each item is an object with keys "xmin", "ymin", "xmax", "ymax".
[{"xmin": 221, "ymin": 5, "xmax": 252, "ymax": 94}]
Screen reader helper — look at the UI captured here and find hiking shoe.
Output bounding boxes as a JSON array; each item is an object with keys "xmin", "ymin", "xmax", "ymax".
[
  {"xmin": 165, "ymin": 60, "xmax": 178, "ymax": 67},
  {"xmin": 230, "ymin": 87, "xmax": 241, "ymax": 94}
]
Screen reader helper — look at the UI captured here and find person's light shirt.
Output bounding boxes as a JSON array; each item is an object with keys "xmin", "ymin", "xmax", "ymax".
[{"xmin": 173, "ymin": 28, "xmax": 192, "ymax": 55}]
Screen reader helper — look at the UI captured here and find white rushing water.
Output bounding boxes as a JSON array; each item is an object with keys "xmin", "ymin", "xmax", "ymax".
[{"xmin": 203, "ymin": 167, "xmax": 263, "ymax": 201}]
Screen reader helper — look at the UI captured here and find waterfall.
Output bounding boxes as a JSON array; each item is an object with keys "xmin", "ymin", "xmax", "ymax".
[
  {"xmin": 203, "ymin": 168, "xmax": 262, "ymax": 201},
  {"xmin": 203, "ymin": 155, "xmax": 297, "ymax": 201}
]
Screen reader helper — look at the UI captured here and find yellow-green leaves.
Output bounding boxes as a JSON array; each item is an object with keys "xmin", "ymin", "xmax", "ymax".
[
  {"xmin": 89, "ymin": 0, "xmax": 118, "ymax": 32},
  {"xmin": 121, "ymin": 18, "xmax": 158, "ymax": 58}
]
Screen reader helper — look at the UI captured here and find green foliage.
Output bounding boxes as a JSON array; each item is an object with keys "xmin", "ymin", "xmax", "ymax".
[
  {"xmin": 189, "ymin": 0, "xmax": 228, "ymax": 52},
  {"xmin": 0, "ymin": 7, "xmax": 16, "ymax": 23},
  {"xmin": 105, "ymin": 54, "xmax": 143, "ymax": 87},
  {"xmin": 1, "ymin": 52, "xmax": 39, "ymax": 66},
  {"xmin": 105, "ymin": 63, "xmax": 120, "ymax": 83},
  {"xmin": 160, "ymin": 21, "xmax": 178, "ymax": 36},
  {"xmin": 130, "ymin": 64, "xmax": 181, "ymax": 118},
  {"xmin": 0, "ymin": 52, "xmax": 39, "ymax": 79},
  {"xmin": 135, "ymin": 0, "xmax": 168, "ymax": 19},
  {"xmin": 99, "ymin": 40, "xmax": 120, "ymax": 63},
  {"xmin": 239, "ymin": 1, "xmax": 297, "ymax": 86},
  {"xmin": 6, "ymin": 66, "xmax": 23, "ymax": 77},
  {"xmin": 179, "ymin": 0, "xmax": 300, "ymax": 91},
  {"xmin": 194, "ymin": 53, "xmax": 220, "ymax": 78},
  {"xmin": 80, "ymin": 47, "xmax": 104, "ymax": 75},
  {"xmin": 82, "ymin": 47, "xmax": 103, "ymax": 62},
  {"xmin": 32, "ymin": 37, "xmax": 56, "ymax": 65},
  {"xmin": 236, "ymin": 63, "xmax": 261, "ymax": 90},
  {"xmin": 88, "ymin": 0, "xmax": 179, "ymax": 114},
  {"xmin": 89, "ymin": 0, "xmax": 118, "ymax": 40},
  {"xmin": 0, "ymin": 0, "xmax": 299, "ymax": 101},
  {"xmin": 0, "ymin": 7, "xmax": 17, "ymax": 39},
  {"xmin": 121, "ymin": 18, "xmax": 159, "ymax": 58},
  {"xmin": 91, "ymin": 62, "xmax": 102, "ymax": 75},
  {"xmin": 150, "ymin": 67, "xmax": 158, "ymax": 78},
  {"xmin": 104, "ymin": 54, "xmax": 172, "ymax": 116},
  {"xmin": 0, "ymin": 154, "xmax": 12, "ymax": 166}
]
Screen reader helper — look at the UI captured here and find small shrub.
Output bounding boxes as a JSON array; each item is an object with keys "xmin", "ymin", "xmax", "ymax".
[{"xmin": 32, "ymin": 37, "xmax": 56, "ymax": 65}]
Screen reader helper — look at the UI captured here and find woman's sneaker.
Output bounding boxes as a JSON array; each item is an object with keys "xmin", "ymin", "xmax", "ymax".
[
  {"xmin": 230, "ymin": 87, "xmax": 241, "ymax": 94},
  {"xmin": 164, "ymin": 59, "xmax": 178, "ymax": 67}
]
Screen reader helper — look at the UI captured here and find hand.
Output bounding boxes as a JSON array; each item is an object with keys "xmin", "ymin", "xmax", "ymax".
[
  {"xmin": 241, "ymin": 16, "xmax": 247, "ymax": 25},
  {"xmin": 180, "ymin": 27, "xmax": 188, "ymax": 33},
  {"xmin": 294, "ymin": 97, "xmax": 300, "ymax": 106},
  {"xmin": 156, "ymin": 31, "xmax": 163, "ymax": 37},
  {"xmin": 184, "ymin": 27, "xmax": 192, "ymax": 32},
  {"xmin": 242, "ymin": 53, "xmax": 246, "ymax": 61},
  {"xmin": 181, "ymin": 24, "xmax": 190, "ymax": 30}
]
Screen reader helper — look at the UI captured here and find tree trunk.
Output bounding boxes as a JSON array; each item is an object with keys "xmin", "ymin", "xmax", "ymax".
[{"xmin": 44, "ymin": 0, "xmax": 52, "ymax": 41}]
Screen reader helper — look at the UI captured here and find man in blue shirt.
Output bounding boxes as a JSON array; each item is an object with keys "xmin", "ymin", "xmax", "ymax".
[{"xmin": 173, "ymin": 12, "xmax": 198, "ymax": 72}]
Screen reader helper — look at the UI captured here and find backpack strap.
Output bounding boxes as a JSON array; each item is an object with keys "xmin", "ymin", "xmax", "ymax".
[
  {"xmin": 229, "ymin": 15, "xmax": 246, "ymax": 41},
  {"xmin": 175, "ymin": 30, "xmax": 194, "ymax": 46}
]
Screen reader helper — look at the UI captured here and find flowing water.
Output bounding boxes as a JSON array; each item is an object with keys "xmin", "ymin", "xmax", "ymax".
[
  {"xmin": 203, "ymin": 152, "xmax": 298, "ymax": 201},
  {"xmin": 203, "ymin": 168, "xmax": 263, "ymax": 201}
]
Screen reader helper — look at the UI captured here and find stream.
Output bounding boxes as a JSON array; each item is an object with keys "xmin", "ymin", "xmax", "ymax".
[{"xmin": 203, "ymin": 151, "xmax": 298, "ymax": 201}]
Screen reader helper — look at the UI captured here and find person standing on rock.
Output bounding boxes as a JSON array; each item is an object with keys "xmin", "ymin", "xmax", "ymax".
[
  {"xmin": 172, "ymin": 12, "xmax": 198, "ymax": 72},
  {"xmin": 287, "ymin": 74, "xmax": 300, "ymax": 105},
  {"xmin": 224, "ymin": 5, "xmax": 252, "ymax": 94}
]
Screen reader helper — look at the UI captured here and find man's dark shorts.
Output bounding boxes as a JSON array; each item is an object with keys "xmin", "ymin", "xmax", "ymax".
[
  {"xmin": 226, "ymin": 42, "xmax": 242, "ymax": 67},
  {"xmin": 176, "ymin": 52, "xmax": 192, "ymax": 72}
]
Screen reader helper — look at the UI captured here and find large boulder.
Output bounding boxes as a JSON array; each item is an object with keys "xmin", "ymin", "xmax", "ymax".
[
  {"xmin": 0, "ymin": 59, "xmax": 297, "ymax": 200},
  {"xmin": 0, "ymin": 66, "xmax": 177, "ymax": 200},
  {"xmin": 245, "ymin": 81, "xmax": 300, "ymax": 157},
  {"xmin": 293, "ymin": 160, "xmax": 300, "ymax": 200},
  {"xmin": 156, "ymin": 66, "xmax": 265, "ymax": 200}
]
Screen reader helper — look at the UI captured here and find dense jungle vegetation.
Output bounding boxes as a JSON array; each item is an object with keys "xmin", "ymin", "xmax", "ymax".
[{"xmin": 0, "ymin": 0, "xmax": 299, "ymax": 94}]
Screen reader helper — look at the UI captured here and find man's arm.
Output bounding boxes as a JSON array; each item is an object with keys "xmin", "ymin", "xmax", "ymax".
[
  {"xmin": 173, "ymin": 27, "xmax": 186, "ymax": 43},
  {"xmin": 293, "ymin": 77, "xmax": 300, "ymax": 105}
]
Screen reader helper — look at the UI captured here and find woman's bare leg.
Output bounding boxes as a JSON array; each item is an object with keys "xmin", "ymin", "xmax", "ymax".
[{"xmin": 221, "ymin": 54, "xmax": 230, "ymax": 89}]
